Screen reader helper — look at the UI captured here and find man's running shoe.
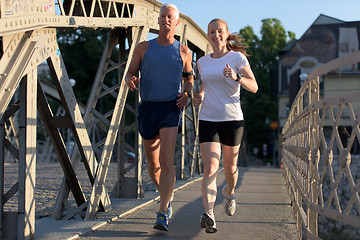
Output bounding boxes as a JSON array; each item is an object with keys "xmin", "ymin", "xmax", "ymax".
[
  {"xmin": 222, "ymin": 185, "xmax": 236, "ymax": 216},
  {"xmin": 153, "ymin": 211, "xmax": 169, "ymax": 231},
  {"xmin": 200, "ymin": 213, "xmax": 217, "ymax": 233}
]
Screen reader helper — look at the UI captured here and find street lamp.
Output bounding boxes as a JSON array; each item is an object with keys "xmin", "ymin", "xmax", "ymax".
[
  {"xmin": 69, "ymin": 78, "xmax": 76, "ymax": 87},
  {"xmin": 299, "ymin": 73, "xmax": 308, "ymax": 85}
]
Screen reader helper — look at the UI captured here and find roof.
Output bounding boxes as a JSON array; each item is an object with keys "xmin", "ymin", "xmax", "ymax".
[
  {"xmin": 295, "ymin": 14, "xmax": 345, "ymax": 40},
  {"xmin": 312, "ymin": 14, "xmax": 345, "ymax": 26}
]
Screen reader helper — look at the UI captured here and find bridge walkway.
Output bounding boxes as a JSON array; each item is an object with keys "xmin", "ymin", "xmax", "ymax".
[{"xmin": 35, "ymin": 167, "xmax": 299, "ymax": 240}]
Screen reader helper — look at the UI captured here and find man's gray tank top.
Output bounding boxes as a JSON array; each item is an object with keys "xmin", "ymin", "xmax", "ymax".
[{"xmin": 139, "ymin": 38, "xmax": 183, "ymax": 102}]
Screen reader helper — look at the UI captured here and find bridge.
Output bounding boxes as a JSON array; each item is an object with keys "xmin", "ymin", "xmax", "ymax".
[{"xmin": 0, "ymin": 0, "xmax": 359, "ymax": 239}]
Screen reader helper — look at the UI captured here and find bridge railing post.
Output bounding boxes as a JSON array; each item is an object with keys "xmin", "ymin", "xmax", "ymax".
[
  {"xmin": 308, "ymin": 77, "xmax": 320, "ymax": 237},
  {"xmin": 281, "ymin": 51, "xmax": 360, "ymax": 239}
]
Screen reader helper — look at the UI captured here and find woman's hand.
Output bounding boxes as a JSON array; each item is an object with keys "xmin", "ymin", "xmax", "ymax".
[
  {"xmin": 223, "ymin": 63, "xmax": 236, "ymax": 80},
  {"xmin": 193, "ymin": 91, "xmax": 203, "ymax": 108}
]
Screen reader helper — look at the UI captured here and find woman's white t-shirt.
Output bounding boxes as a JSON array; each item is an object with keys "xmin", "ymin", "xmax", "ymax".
[{"xmin": 197, "ymin": 51, "xmax": 249, "ymax": 122}]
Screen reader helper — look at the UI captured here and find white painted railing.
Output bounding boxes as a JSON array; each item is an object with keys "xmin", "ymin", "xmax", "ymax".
[{"xmin": 281, "ymin": 51, "xmax": 360, "ymax": 239}]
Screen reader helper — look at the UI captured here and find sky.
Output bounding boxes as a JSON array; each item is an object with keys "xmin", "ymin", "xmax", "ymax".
[{"xmin": 165, "ymin": 0, "xmax": 360, "ymax": 39}]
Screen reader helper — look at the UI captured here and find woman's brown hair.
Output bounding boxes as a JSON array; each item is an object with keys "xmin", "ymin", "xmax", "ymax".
[{"xmin": 208, "ymin": 18, "xmax": 248, "ymax": 56}]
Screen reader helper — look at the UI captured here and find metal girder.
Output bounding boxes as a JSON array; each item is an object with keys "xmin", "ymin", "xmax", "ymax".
[
  {"xmin": 0, "ymin": 28, "xmax": 58, "ymax": 239},
  {"xmin": 0, "ymin": 0, "xmax": 211, "ymax": 238},
  {"xmin": 36, "ymin": 79, "xmax": 86, "ymax": 163},
  {"xmin": 111, "ymin": 29, "xmax": 143, "ymax": 199},
  {"xmin": 176, "ymin": 24, "xmax": 203, "ymax": 179},
  {"xmin": 0, "ymin": 32, "xmax": 35, "ymax": 119},
  {"xmin": 46, "ymin": 51, "xmax": 112, "ymax": 220},
  {"xmin": 51, "ymin": 26, "xmax": 145, "ymax": 220},
  {"xmin": 85, "ymin": 25, "xmax": 149, "ymax": 220},
  {"xmin": 17, "ymin": 70, "xmax": 37, "ymax": 240},
  {"xmin": 37, "ymin": 80, "xmax": 87, "ymax": 207},
  {"xmin": 0, "ymin": 72, "xmax": 38, "ymax": 239},
  {"xmin": 0, "ymin": 0, "xmax": 210, "ymax": 54},
  {"xmin": 0, "ymin": 113, "xmax": 5, "ymax": 239}
]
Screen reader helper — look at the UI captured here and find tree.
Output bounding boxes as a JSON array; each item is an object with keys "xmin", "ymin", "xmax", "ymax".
[
  {"xmin": 56, "ymin": 29, "xmax": 111, "ymax": 105},
  {"xmin": 239, "ymin": 18, "xmax": 295, "ymax": 159}
]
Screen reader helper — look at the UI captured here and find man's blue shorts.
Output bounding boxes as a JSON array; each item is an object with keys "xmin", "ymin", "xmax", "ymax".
[{"xmin": 137, "ymin": 100, "xmax": 182, "ymax": 140}]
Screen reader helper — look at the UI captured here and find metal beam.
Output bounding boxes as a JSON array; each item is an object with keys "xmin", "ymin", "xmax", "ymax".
[
  {"xmin": 0, "ymin": 1, "xmax": 211, "ymax": 236},
  {"xmin": 85, "ymin": 25, "xmax": 149, "ymax": 220}
]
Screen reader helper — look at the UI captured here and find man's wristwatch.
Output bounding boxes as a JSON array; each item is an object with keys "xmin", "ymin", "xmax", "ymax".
[
  {"xmin": 235, "ymin": 73, "xmax": 243, "ymax": 82},
  {"xmin": 183, "ymin": 90, "xmax": 191, "ymax": 97}
]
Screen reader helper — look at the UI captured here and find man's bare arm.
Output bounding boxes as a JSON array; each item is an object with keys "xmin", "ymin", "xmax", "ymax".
[
  {"xmin": 177, "ymin": 45, "xmax": 194, "ymax": 108},
  {"xmin": 125, "ymin": 41, "xmax": 148, "ymax": 91}
]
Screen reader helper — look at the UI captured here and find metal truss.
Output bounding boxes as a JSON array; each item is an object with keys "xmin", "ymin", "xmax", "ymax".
[{"xmin": 0, "ymin": 0, "xmax": 211, "ymax": 239}]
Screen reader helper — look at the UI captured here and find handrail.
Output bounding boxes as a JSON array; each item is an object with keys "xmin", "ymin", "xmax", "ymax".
[{"xmin": 281, "ymin": 50, "xmax": 360, "ymax": 239}]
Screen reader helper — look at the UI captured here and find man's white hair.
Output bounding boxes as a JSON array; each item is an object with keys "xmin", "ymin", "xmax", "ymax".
[{"xmin": 160, "ymin": 3, "xmax": 180, "ymax": 20}]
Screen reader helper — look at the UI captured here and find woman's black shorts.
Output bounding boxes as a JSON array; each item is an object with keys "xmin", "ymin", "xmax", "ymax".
[{"xmin": 199, "ymin": 120, "xmax": 244, "ymax": 146}]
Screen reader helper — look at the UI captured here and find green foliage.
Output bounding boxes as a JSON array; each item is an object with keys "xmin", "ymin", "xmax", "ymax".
[
  {"xmin": 239, "ymin": 18, "xmax": 295, "ymax": 154},
  {"xmin": 56, "ymin": 28, "xmax": 110, "ymax": 105}
]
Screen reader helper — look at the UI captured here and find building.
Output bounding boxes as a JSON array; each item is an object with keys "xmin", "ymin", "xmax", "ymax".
[
  {"xmin": 277, "ymin": 14, "xmax": 360, "ymax": 155},
  {"xmin": 278, "ymin": 14, "xmax": 360, "ymax": 126}
]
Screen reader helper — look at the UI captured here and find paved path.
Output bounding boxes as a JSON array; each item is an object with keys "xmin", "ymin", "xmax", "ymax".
[
  {"xmin": 4, "ymin": 162, "xmax": 298, "ymax": 239},
  {"xmin": 77, "ymin": 167, "xmax": 299, "ymax": 240}
]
